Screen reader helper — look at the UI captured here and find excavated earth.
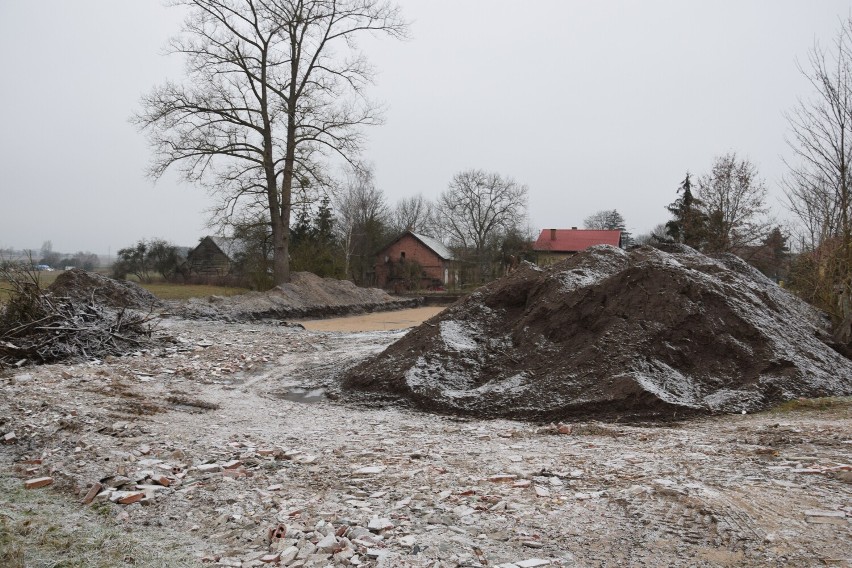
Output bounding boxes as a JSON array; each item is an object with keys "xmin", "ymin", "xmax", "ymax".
[
  {"xmin": 48, "ymin": 268, "xmax": 164, "ymax": 309},
  {"xmin": 342, "ymin": 245, "xmax": 852, "ymax": 420},
  {"xmin": 172, "ymin": 272, "xmax": 420, "ymax": 322}
]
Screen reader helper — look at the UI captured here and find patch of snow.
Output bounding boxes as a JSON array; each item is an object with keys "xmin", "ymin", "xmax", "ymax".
[{"xmin": 440, "ymin": 320, "xmax": 478, "ymax": 351}]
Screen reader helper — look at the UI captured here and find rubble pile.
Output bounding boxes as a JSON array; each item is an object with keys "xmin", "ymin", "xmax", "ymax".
[
  {"xmin": 173, "ymin": 272, "xmax": 420, "ymax": 322},
  {"xmin": 343, "ymin": 245, "xmax": 852, "ymax": 419}
]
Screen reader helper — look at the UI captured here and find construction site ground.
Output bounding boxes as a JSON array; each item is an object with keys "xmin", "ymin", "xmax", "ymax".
[{"xmin": 1, "ymin": 309, "xmax": 851, "ymax": 567}]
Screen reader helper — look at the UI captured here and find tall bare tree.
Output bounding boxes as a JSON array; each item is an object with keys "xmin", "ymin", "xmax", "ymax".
[
  {"xmin": 784, "ymin": 17, "xmax": 852, "ymax": 334},
  {"xmin": 134, "ymin": 0, "xmax": 407, "ymax": 285},
  {"xmin": 696, "ymin": 153, "xmax": 769, "ymax": 254},
  {"xmin": 785, "ymin": 20, "xmax": 852, "ymax": 252},
  {"xmin": 437, "ymin": 169, "xmax": 528, "ymax": 282}
]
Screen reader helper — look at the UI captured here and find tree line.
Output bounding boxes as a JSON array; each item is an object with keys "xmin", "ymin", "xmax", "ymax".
[{"xmin": 128, "ymin": 0, "xmax": 852, "ymax": 339}]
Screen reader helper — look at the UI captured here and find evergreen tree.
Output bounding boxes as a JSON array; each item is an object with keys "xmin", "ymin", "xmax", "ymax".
[{"xmin": 665, "ymin": 172, "xmax": 707, "ymax": 248}]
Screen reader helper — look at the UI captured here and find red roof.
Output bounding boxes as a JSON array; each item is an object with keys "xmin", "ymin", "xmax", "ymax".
[{"xmin": 533, "ymin": 229, "xmax": 622, "ymax": 252}]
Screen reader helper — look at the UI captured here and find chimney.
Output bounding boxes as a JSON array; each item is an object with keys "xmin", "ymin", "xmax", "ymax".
[
  {"xmin": 571, "ymin": 226, "xmax": 578, "ymax": 230},
  {"xmin": 550, "ymin": 228, "xmax": 556, "ymax": 241}
]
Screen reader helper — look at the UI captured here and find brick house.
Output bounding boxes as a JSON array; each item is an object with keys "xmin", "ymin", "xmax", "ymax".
[
  {"xmin": 375, "ymin": 231, "xmax": 457, "ymax": 291},
  {"xmin": 533, "ymin": 228, "xmax": 623, "ymax": 266}
]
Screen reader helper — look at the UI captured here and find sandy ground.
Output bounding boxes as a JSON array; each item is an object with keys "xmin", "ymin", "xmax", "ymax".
[
  {"xmin": 1, "ymin": 312, "xmax": 851, "ymax": 567},
  {"xmin": 296, "ymin": 307, "xmax": 445, "ymax": 332}
]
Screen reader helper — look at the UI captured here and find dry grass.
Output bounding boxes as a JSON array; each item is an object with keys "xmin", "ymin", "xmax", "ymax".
[
  {"xmin": 140, "ymin": 282, "xmax": 248, "ymax": 300},
  {"xmin": 0, "ymin": 469, "xmax": 195, "ymax": 567},
  {"xmin": 773, "ymin": 396, "xmax": 852, "ymax": 413}
]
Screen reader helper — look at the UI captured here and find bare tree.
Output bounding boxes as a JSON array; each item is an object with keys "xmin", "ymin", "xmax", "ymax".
[
  {"xmin": 696, "ymin": 153, "xmax": 769, "ymax": 254},
  {"xmin": 583, "ymin": 209, "xmax": 630, "ymax": 246},
  {"xmin": 333, "ymin": 166, "xmax": 390, "ymax": 284},
  {"xmin": 391, "ymin": 194, "xmax": 435, "ymax": 236},
  {"xmin": 583, "ymin": 209, "xmax": 625, "ymax": 231},
  {"xmin": 437, "ymin": 170, "xmax": 528, "ymax": 282},
  {"xmin": 633, "ymin": 223, "xmax": 669, "ymax": 246},
  {"xmin": 785, "ymin": 21, "xmax": 852, "ymax": 251},
  {"xmin": 134, "ymin": 0, "xmax": 407, "ymax": 285},
  {"xmin": 784, "ymin": 18, "xmax": 852, "ymax": 334}
]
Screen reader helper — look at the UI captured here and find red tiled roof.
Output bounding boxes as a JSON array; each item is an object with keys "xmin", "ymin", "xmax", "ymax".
[{"xmin": 533, "ymin": 229, "xmax": 622, "ymax": 252}]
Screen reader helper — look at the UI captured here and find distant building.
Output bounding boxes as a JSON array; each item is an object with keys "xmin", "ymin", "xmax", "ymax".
[
  {"xmin": 374, "ymin": 231, "xmax": 458, "ymax": 291},
  {"xmin": 533, "ymin": 228, "xmax": 622, "ymax": 266},
  {"xmin": 185, "ymin": 236, "xmax": 248, "ymax": 276}
]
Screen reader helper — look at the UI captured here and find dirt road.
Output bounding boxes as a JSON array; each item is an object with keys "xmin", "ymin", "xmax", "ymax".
[{"xmin": 1, "ymin": 315, "xmax": 850, "ymax": 567}]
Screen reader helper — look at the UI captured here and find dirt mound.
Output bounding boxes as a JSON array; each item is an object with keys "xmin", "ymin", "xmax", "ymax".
[
  {"xmin": 173, "ymin": 272, "xmax": 420, "ymax": 321},
  {"xmin": 47, "ymin": 269, "xmax": 162, "ymax": 309},
  {"xmin": 342, "ymin": 245, "xmax": 852, "ymax": 420}
]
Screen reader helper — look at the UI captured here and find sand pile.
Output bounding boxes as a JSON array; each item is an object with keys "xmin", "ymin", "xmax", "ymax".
[
  {"xmin": 174, "ymin": 272, "xmax": 420, "ymax": 321},
  {"xmin": 342, "ymin": 245, "xmax": 852, "ymax": 420}
]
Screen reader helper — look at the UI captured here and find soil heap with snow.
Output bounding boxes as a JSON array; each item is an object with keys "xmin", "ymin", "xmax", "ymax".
[
  {"xmin": 174, "ymin": 272, "xmax": 420, "ymax": 321},
  {"xmin": 47, "ymin": 268, "xmax": 163, "ymax": 309},
  {"xmin": 342, "ymin": 245, "xmax": 852, "ymax": 420}
]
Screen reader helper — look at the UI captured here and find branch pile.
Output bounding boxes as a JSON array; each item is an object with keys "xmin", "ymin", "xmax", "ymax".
[{"xmin": 1, "ymin": 267, "xmax": 159, "ymax": 369}]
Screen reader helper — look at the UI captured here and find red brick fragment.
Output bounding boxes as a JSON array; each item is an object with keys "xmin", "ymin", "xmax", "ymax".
[
  {"xmin": 24, "ymin": 477, "xmax": 54, "ymax": 489},
  {"xmin": 81, "ymin": 482, "xmax": 104, "ymax": 504},
  {"xmin": 152, "ymin": 475, "xmax": 171, "ymax": 487},
  {"xmin": 117, "ymin": 491, "xmax": 145, "ymax": 504}
]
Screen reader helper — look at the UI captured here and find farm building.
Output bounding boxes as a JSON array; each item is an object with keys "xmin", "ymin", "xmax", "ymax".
[
  {"xmin": 185, "ymin": 236, "xmax": 248, "ymax": 276},
  {"xmin": 533, "ymin": 228, "xmax": 623, "ymax": 266},
  {"xmin": 375, "ymin": 231, "xmax": 458, "ymax": 291}
]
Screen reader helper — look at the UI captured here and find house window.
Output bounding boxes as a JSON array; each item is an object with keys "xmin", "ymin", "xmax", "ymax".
[{"xmin": 400, "ymin": 251, "xmax": 406, "ymax": 262}]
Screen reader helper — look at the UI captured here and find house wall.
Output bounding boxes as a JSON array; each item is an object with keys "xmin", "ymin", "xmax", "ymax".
[{"xmin": 375, "ymin": 234, "xmax": 453, "ymax": 290}]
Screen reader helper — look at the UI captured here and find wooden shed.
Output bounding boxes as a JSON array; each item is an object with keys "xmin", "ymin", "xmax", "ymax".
[{"xmin": 185, "ymin": 236, "xmax": 247, "ymax": 276}]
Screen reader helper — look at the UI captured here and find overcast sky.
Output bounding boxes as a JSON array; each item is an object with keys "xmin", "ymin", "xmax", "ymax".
[{"xmin": 2, "ymin": 1, "xmax": 851, "ymax": 255}]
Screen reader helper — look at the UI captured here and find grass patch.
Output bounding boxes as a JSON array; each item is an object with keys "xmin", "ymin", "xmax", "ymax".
[
  {"xmin": 0, "ymin": 469, "xmax": 196, "ymax": 567},
  {"xmin": 139, "ymin": 282, "xmax": 248, "ymax": 300},
  {"xmin": 772, "ymin": 396, "xmax": 852, "ymax": 413},
  {"xmin": 0, "ymin": 271, "xmax": 62, "ymax": 303}
]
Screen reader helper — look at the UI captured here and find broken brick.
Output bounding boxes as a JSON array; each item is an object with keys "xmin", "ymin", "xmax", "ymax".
[
  {"xmin": 24, "ymin": 477, "xmax": 54, "ymax": 489},
  {"xmin": 81, "ymin": 481, "xmax": 104, "ymax": 504}
]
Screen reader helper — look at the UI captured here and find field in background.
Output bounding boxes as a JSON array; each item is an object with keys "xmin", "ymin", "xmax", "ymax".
[
  {"xmin": 141, "ymin": 282, "xmax": 248, "ymax": 300},
  {"xmin": 0, "ymin": 270, "xmax": 248, "ymax": 303}
]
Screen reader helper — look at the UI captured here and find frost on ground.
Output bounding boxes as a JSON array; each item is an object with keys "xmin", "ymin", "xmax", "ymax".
[
  {"xmin": 0, "ymin": 319, "xmax": 850, "ymax": 567},
  {"xmin": 343, "ymin": 245, "xmax": 852, "ymax": 420}
]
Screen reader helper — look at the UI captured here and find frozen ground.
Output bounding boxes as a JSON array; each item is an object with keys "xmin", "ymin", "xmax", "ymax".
[{"xmin": 1, "ymin": 313, "xmax": 851, "ymax": 567}]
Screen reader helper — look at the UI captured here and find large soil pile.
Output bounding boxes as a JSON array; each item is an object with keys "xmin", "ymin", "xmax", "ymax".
[
  {"xmin": 47, "ymin": 269, "xmax": 163, "ymax": 309},
  {"xmin": 342, "ymin": 245, "xmax": 852, "ymax": 420},
  {"xmin": 174, "ymin": 272, "xmax": 420, "ymax": 321}
]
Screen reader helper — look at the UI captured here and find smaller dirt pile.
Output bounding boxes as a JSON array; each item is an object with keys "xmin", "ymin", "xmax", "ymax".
[
  {"xmin": 342, "ymin": 245, "xmax": 852, "ymax": 420},
  {"xmin": 174, "ymin": 272, "xmax": 420, "ymax": 321},
  {"xmin": 47, "ymin": 268, "xmax": 163, "ymax": 309},
  {"xmin": 0, "ymin": 269, "xmax": 161, "ymax": 368}
]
